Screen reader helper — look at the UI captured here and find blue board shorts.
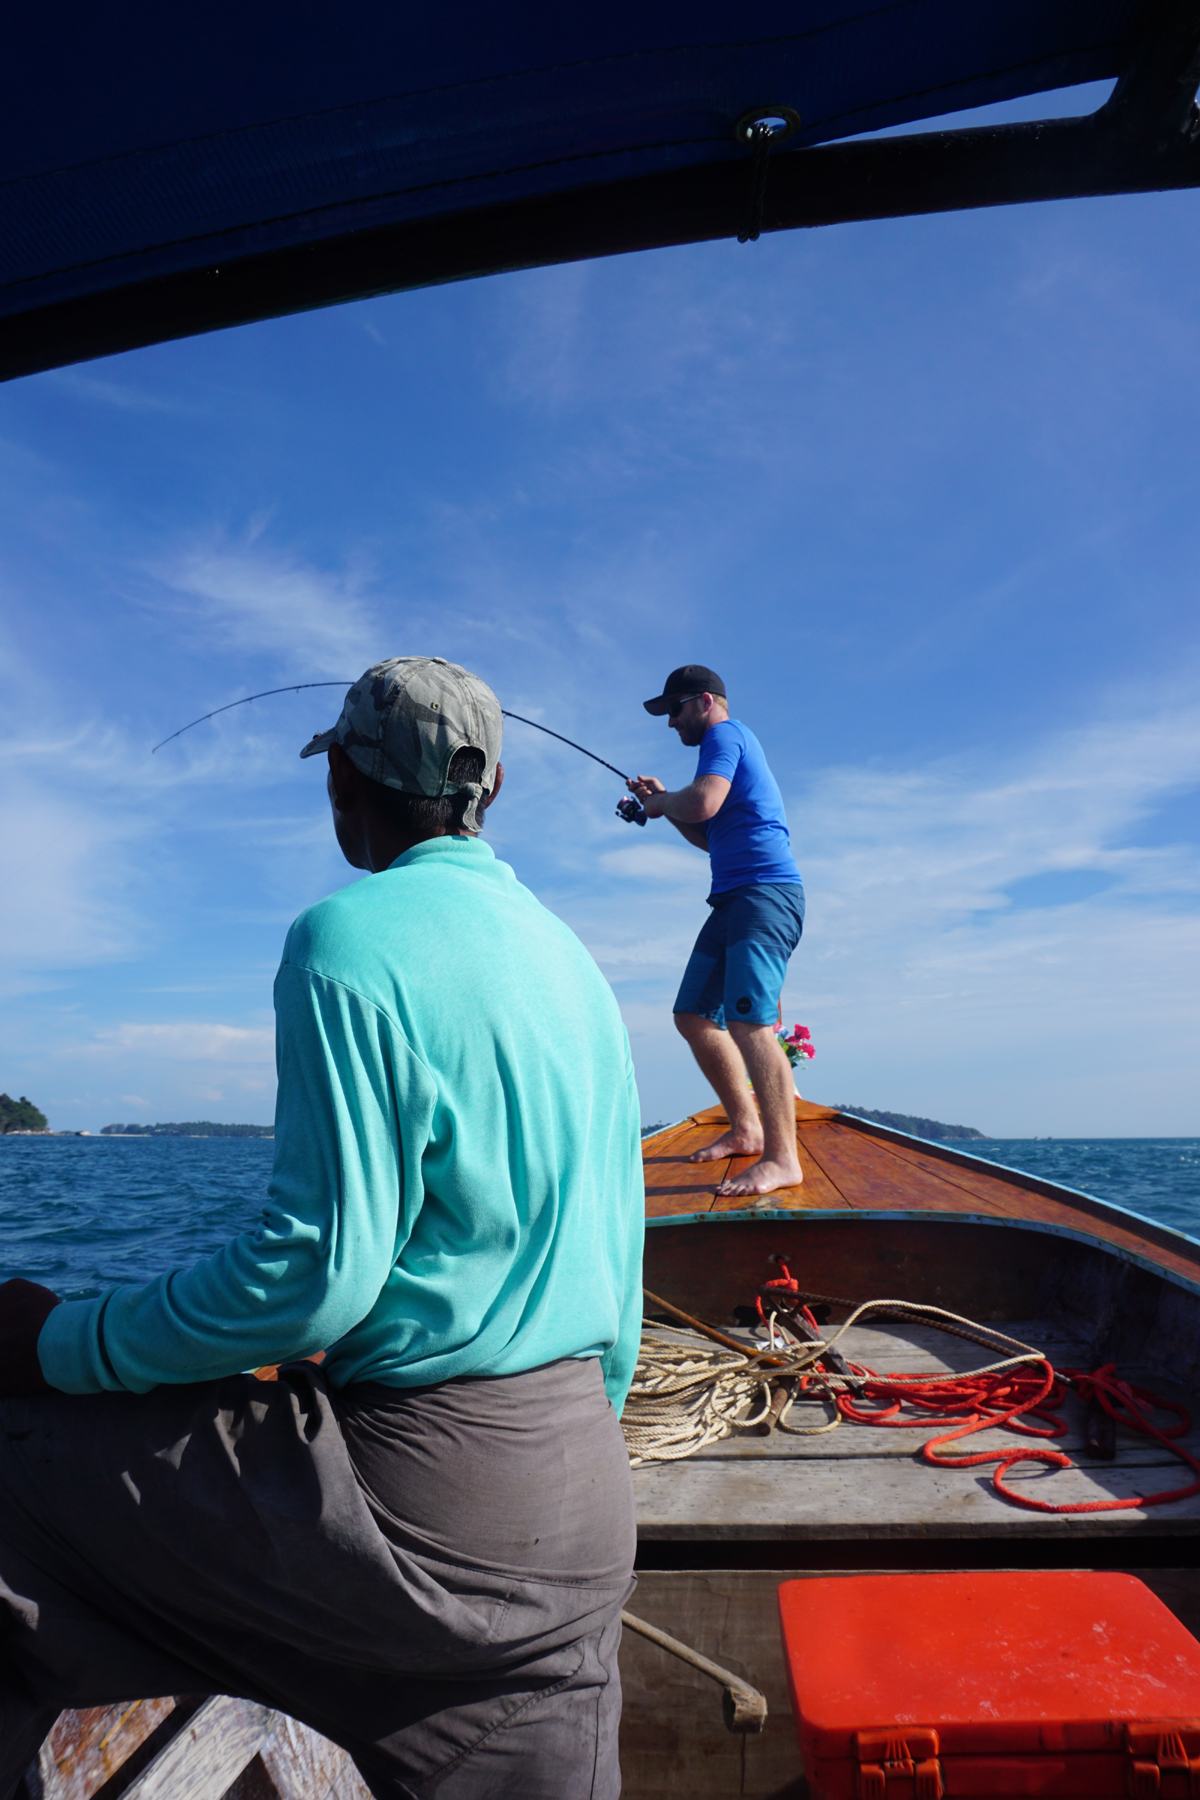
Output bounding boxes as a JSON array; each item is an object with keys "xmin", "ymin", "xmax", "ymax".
[{"xmin": 674, "ymin": 881, "xmax": 805, "ymax": 1028}]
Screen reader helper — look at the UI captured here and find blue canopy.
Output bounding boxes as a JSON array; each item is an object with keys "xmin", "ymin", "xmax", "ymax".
[{"xmin": 3, "ymin": 1, "xmax": 1198, "ymax": 379}]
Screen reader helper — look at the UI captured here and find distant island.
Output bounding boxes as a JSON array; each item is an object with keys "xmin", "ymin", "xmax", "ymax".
[
  {"xmin": 101, "ymin": 1121, "xmax": 274, "ymax": 1137},
  {"xmin": 642, "ymin": 1110, "xmax": 986, "ymax": 1142},
  {"xmin": 0, "ymin": 1093, "xmax": 49, "ymax": 1133},
  {"xmin": 833, "ymin": 1106, "xmax": 985, "ymax": 1142}
]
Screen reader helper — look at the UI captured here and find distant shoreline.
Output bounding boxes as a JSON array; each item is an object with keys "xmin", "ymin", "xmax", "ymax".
[
  {"xmin": 100, "ymin": 1121, "xmax": 274, "ymax": 1138},
  {"xmin": 2, "ymin": 1130, "xmax": 274, "ymax": 1140}
]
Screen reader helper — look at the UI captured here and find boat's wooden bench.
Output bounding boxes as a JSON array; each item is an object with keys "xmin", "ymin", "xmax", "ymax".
[
  {"xmin": 22, "ymin": 1697, "xmax": 370, "ymax": 1800},
  {"xmin": 632, "ymin": 1318, "xmax": 1200, "ymax": 1541}
]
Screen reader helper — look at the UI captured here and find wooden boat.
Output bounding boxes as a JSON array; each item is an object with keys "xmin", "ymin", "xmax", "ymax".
[
  {"xmin": 14, "ymin": 6, "xmax": 1200, "ymax": 1796},
  {"xmin": 30, "ymin": 1100, "xmax": 1200, "ymax": 1800}
]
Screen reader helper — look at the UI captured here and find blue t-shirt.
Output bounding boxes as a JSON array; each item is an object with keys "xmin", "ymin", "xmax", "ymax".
[{"xmin": 696, "ymin": 718, "xmax": 801, "ymax": 895}]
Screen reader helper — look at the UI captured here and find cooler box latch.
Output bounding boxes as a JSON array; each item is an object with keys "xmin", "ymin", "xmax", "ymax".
[
  {"xmin": 1126, "ymin": 1723, "xmax": 1200, "ymax": 1796},
  {"xmin": 855, "ymin": 1729, "xmax": 942, "ymax": 1799}
]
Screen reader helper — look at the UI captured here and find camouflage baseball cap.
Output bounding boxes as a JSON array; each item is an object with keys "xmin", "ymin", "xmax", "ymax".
[{"xmin": 300, "ymin": 657, "xmax": 502, "ymax": 831}]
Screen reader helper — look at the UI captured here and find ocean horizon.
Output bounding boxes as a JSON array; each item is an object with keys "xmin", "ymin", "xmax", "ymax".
[{"xmin": 2, "ymin": 1131, "xmax": 1198, "ymax": 1302}]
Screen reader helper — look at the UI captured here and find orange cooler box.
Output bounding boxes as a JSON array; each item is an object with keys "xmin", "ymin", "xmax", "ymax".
[{"xmin": 778, "ymin": 1571, "xmax": 1200, "ymax": 1798}]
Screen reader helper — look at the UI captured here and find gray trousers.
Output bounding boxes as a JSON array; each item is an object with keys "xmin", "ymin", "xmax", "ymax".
[{"xmin": 0, "ymin": 1360, "xmax": 635, "ymax": 1799}]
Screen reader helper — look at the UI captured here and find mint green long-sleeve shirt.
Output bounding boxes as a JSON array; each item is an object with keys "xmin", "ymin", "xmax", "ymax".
[{"xmin": 38, "ymin": 838, "xmax": 645, "ymax": 1411}]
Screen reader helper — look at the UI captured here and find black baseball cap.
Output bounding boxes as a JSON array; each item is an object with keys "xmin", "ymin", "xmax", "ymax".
[{"xmin": 643, "ymin": 664, "xmax": 727, "ymax": 716}]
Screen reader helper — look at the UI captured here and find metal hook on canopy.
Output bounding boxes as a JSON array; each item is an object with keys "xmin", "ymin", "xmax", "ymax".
[{"xmin": 734, "ymin": 106, "xmax": 801, "ymax": 243}]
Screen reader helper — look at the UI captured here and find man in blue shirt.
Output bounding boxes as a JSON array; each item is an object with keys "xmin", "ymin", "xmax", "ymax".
[{"xmin": 629, "ymin": 664, "xmax": 805, "ymax": 1199}]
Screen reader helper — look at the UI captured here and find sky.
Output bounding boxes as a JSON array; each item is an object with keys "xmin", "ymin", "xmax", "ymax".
[{"xmin": 3, "ymin": 82, "xmax": 1200, "ymax": 1139}]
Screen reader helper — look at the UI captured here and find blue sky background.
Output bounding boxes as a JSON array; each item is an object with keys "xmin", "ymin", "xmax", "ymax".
[{"xmin": 3, "ymin": 82, "xmax": 1200, "ymax": 1138}]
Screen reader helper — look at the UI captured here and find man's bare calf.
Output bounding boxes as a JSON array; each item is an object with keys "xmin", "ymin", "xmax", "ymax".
[{"xmin": 673, "ymin": 1012, "xmax": 803, "ymax": 1194}]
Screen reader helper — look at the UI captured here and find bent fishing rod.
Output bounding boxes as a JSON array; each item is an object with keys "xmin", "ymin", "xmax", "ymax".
[{"xmin": 151, "ymin": 683, "xmax": 648, "ymax": 825}]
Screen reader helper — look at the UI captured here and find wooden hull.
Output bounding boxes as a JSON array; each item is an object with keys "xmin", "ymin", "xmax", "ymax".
[{"xmin": 619, "ymin": 1101, "xmax": 1200, "ymax": 1797}]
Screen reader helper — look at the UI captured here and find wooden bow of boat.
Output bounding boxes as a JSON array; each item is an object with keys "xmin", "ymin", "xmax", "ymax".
[
  {"xmin": 636, "ymin": 1097, "xmax": 1200, "ymax": 1542},
  {"xmin": 644, "ymin": 1098, "xmax": 1200, "ymax": 1327},
  {"xmin": 618, "ymin": 1098, "xmax": 1200, "ymax": 1798}
]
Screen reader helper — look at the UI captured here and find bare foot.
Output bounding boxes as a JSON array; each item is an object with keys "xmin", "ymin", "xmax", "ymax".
[
  {"xmin": 715, "ymin": 1156, "xmax": 804, "ymax": 1198},
  {"xmin": 688, "ymin": 1126, "xmax": 764, "ymax": 1165}
]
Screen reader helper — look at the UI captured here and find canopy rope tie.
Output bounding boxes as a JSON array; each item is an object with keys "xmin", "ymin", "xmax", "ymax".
[
  {"xmin": 623, "ymin": 1300, "xmax": 1200, "ymax": 1513},
  {"xmin": 738, "ymin": 123, "xmax": 774, "ymax": 244},
  {"xmin": 734, "ymin": 107, "xmax": 801, "ymax": 244}
]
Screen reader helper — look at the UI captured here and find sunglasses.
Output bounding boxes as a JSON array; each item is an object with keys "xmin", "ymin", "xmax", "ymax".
[{"xmin": 667, "ymin": 693, "xmax": 706, "ymax": 719}]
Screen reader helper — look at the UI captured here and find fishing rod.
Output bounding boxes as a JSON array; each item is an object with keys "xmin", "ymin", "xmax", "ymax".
[
  {"xmin": 501, "ymin": 710, "xmax": 646, "ymax": 825},
  {"xmin": 152, "ymin": 684, "xmax": 648, "ymax": 825}
]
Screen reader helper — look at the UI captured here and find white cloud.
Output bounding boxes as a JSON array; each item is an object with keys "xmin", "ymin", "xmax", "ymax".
[
  {"xmin": 80, "ymin": 1023, "xmax": 275, "ymax": 1063},
  {"xmin": 0, "ymin": 775, "xmax": 150, "ymax": 993},
  {"xmin": 599, "ymin": 843, "xmax": 704, "ymax": 883},
  {"xmin": 42, "ymin": 1024, "xmax": 278, "ymax": 1128},
  {"xmin": 47, "ymin": 371, "xmax": 185, "ymax": 413},
  {"xmin": 152, "ymin": 539, "xmax": 382, "ymax": 674},
  {"xmin": 540, "ymin": 685, "xmax": 1200, "ymax": 1134}
]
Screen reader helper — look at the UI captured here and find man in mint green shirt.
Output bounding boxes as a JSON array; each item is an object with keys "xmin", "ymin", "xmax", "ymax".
[{"xmin": 0, "ymin": 658, "xmax": 644, "ymax": 1800}]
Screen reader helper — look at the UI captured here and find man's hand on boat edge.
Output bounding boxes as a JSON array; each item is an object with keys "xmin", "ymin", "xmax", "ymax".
[{"xmin": 0, "ymin": 1277, "xmax": 59, "ymax": 1395}]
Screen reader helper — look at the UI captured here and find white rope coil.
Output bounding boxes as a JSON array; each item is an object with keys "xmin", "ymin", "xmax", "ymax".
[
  {"xmin": 620, "ymin": 1329, "xmax": 834, "ymax": 1465},
  {"xmin": 621, "ymin": 1301, "xmax": 1046, "ymax": 1466}
]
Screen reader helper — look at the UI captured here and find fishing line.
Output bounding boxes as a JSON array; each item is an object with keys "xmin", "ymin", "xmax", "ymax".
[{"xmin": 152, "ymin": 684, "xmax": 648, "ymax": 823}]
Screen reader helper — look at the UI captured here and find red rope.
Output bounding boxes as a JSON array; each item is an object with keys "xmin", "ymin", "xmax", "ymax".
[
  {"xmin": 988, "ymin": 1364, "xmax": 1200, "ymax": 1514},
  {"xmin": 826, "ymin": 1357, "xmax": 1200, "ymax": 1514}
]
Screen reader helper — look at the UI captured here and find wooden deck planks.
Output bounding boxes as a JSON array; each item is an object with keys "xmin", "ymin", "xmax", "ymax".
[
  {"xmin": 802, "ymin": 1123, "xmax": 1013, "ymax": 1216},
  {"xmin": 252, "ymin": 1714, "xmax": 372, "ymax": 1800},
  {"xmin": 644, "ymin": 1104, "xmax": 842, "ymax": 1216},
  {"xmin": 709, "ymin": 1133, "xmax": 841, "ymax": 1213},
  {"xmin": 633, "ymin": 1455, "xmax": 1200, "ymax": 1537},
  {"xmin": 632, "ymin": 1318, "xmax": 1200, "ymax": 1538},
  {"xmin": 644, "ymin": 1148, "xmax": 725, "ymax": 1217},
  {"xmin": 618, "ymin": 1572, "xmax": 805, "ymax": 1800}
]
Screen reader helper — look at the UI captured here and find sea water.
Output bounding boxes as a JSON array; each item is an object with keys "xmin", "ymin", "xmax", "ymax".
[
  {"xmin": 0, "ymin": 1134, "xmax": 1198, "ymax": 1298},
  {"xmin": 969, "ymin": 1138, "xmax": 1200, "ymax": 1240},
  {"xmin": 0, "ymin": 1135, "xmax": 276, "ymax": 1298}
]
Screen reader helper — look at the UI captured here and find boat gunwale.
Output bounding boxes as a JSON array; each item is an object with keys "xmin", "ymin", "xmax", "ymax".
[
  {"xmin": 828, "ymin": 1111, "xmax": 1200, "ymax": 1257},
  {"xmin": 642, "ymin": 1109, "xmax": 1200, "ymax": 1273},
  {"xmin": 643, "ymin": 1206, "xmax": 1200, "ymax": 1300}
]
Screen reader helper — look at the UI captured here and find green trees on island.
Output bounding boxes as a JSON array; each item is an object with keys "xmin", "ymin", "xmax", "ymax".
[
  {"xmin": 100, "ymin": 1121, "xmax": 273, "ymax": 1137},
  {"xmin": 833, "ymin": 1105, "xmax": 985, "ymax": 1141},
  {"xmin": 0, "ymin": 1094, "xmax": 49, "ymax": 1133}
]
